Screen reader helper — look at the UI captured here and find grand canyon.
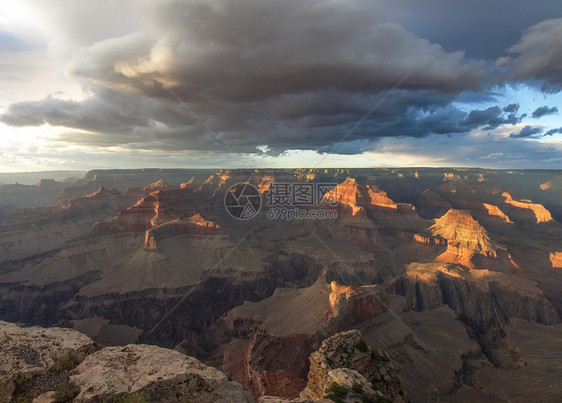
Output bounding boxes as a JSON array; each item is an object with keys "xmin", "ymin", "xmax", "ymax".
[
  {"xmin": 1, "ymin": 168, "xmax": 562, "ymax": 402},
  {"xmin": 3, "ymin": 0, "xmax": 562, "ymax": 401}
]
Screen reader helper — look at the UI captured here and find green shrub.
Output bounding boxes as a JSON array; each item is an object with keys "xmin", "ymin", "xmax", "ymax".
[
  {"xmin": 356, "ymin": 338, "xmax": 369, "ymax": 353},
  {"xmin": 324, "ymin": 382, "xmax": 348, "ymax": 403},
  {"xmin": 114, "ymin": 392, "xmax": 149, "ymax": 403},
  {"xmin": 53, "ymin": 352, "xmax": 84, "ymax": 372},
  {"xmin": 53, "ymin": 354, "xmax": 74, "ymax": 371},
  {"xmin": 352, "ymin": 381, "xmax": 363, "ymax": 394},
  {"xmin": 52, "ymin": 381, "xmax": 80, "ymax": 403},
  {"xmin": 360, "ymin": 394, "xmax": 392, "ymax": 403}
]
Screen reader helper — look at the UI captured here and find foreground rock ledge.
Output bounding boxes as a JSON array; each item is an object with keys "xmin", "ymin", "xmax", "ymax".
[
  {"xmin": 1, "ymin": 321, "xmax": 252, "ymax": 402},
  {"xmin": 0, "ymin": 321, "xmax": 94, "ymax": 402},
  {"xmin": 70, "ymin": 344, "xmax": 252, "ymax": 402}
]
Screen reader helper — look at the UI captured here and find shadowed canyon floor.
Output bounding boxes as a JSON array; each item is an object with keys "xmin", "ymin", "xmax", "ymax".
[{"xmin": 1, "ymin": 168, "xmax": 562, "ymax": 402}]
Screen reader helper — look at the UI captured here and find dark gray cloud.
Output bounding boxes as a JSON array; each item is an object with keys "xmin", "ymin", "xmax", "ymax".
[
  {"xmin": 506, "ymin": 18, "xmax": 562, "ymax": 91},
  {"xmin": 1, "ymin": 0, "xmax": 562, "ymax": 163},
  {"xmin": 378, "ymin": 0, "xmax": 562, "ymax": 60},
  {"xmin": 532, "ymin": 105, "xmax": 558, "ymax": 118},
  {"xmin": 461, "ymin": 106, "xmax": 520, "ymax": 127},
  {"xmin": 509, "ymin": 125, "xmax": 543, "ymax": 138},
  {"xmin": 503, "ymin": 103, "xmax": 520, "ymax": 113},
  {"xmin": 0, "ymin": 0, "xmax": 493, "ymax": 155},
  {"xmin": 545, "ymin": 127, "xmax": 562, "ymax": 136},
  {"xmin": 2, "ymin": 94, "xmax": 150, "ymax": 134},
  {"xmin": 2, "ymin": 84, "xmax": 528, "ymax": 156},
  {"xmin": 65, "ymin": 0, "xmax": 489, "ymax": 104}
]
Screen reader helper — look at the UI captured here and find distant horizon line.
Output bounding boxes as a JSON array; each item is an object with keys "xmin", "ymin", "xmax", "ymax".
[{"xmin": 1, "ymin": 166, "xmax": 561, "ymax": 175}]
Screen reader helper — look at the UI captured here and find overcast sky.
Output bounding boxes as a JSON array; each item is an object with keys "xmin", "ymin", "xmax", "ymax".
[{"xmin": 0, "ymin": 0, "xmax": 561, "ymax": 171}]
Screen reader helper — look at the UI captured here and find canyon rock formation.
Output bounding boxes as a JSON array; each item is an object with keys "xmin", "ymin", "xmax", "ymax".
[{"xmin": 1, "ymin": 168, "xmax": 562, "ymax": 402}]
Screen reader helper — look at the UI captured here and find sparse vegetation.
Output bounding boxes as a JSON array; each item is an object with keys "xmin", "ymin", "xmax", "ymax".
[
  {"xmin": 359, "ymin": 393, "xmax": 389, "ymax": 403},
  {"xmin": 352, "ymin": 381, "xmax": 364, "ymax": 394},
  {"xmin": 11, "ymin": 397, "xmax": 29, "ymax": 403},
  {"xmin": 325, "ymin": 382, "xmax": 348, "ymax": 403},
  {"xmin": 52, "ymin": 381, "xmax": 80, "ymax": 403},
  {"xmin": 356, "ymin": 338, "xmax": 369, "ymax": 353},
  {"xmin": 113, "ymin": 392, "xmax": 149, "ymax": 403},
  {"xmin": 13, "ymin": 371, "xmax": 27, "ymax": 386},
  {"xmin": 53, "ymin": 354, "xmax": 74, "ymax": 371},
  {"xmin": 343, "ymin": 380, "xmax": 392, "ymax": 403},
  {"xmin": 53, "ymin": 352, "xmax": 84, "ymax": 372}
]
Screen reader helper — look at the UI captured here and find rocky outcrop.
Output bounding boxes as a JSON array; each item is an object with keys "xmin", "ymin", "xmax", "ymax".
[
  {"xmin": 258, "ymin": 175, "xmax": 275, "ymax": 193},
  {"xmin": 301, "ymin": 330, "xmax": 404, "ymax": 402},
  {"xmin": 540, "ymin": 180, "xmax": 552, "ymax": 190},
  {"xmin": 323, "ymin": 177, "xmax": 414, "ymax": 213},
  {"xmin": 96, "ymin": 187, "xmax": 201, "ymax": 233},
  {"xmin": 323, "ymin": 177, "xmax": 424, "ymax": 232},
  {"xmin": 413, "ymin": 233, "xmax": 447, "ymax": 248},
  {"xmin": 431, "ymin": 210, "xmax": 498, "ymax": 255},
  {"xmin": 197, "ymin": 169, "xmax": 238, "ymax": 199},
  {"xmin": 328, "ymin": 281, "xmax": 387, "ymax": 325},
  {"xmin": 217, "ymin": 276, "xmax": 389, "ymax": 400},
  {"xmin": 58, "ymin": 187, "xmax": 121, "ymax": 211},
  {"xmin": 395, "ymin": 263, "xmax": 560, "ymax": 331},
  {"xmin": 481, "ymin": 203, "xmax": 511, "ymax": 223},
  {"xmin": 1, "ymin": 321, "xmax": 251, "ymax": 402},
  {"xmin": 71, "ymin": 344, "xmax": 252, "ymax": 402},
  {"xmin": 443, "ymin": 173, "xmax": 461, "ymax": 181},
  {"xmin": 502, "ymin": 192, "xmax": 553, "ymax": 223},
  {"xmin": 216, "ymin": 275, "xmax": 387, "ymax": 342},
  {"xmin": 0, "ymin": 321, "xmax": 95, "ymax": 402},
  {"xmin": 550, "ymin": 252, "xmax": 562, "ymax": 269},
  {"xmin": 223, "ymin": 331, "xmax": 313, "ymax": 400},
  {"xmin": 143, "ymin": 213, "xmax": 221, "ymax": 250},
  {"xmin": 143, "ymin": 179, "xmax": 175, "ymax": 192},
  {"xmin": 428, "ymin": 209, "xmax": 513, "ymax": 269}
]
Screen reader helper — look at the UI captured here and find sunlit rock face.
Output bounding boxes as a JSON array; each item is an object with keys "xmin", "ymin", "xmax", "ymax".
[
  {"xmin": 502, "ymin": 191, "xmax": 553, "ymax": 223},
  {"xmin": 323, "ymin": 177, "xmax": 414, "ymax": 214},
  {"xmin": 97, "ymin": 187, "xmax": 202, "ymax": 233},
  {"xmin": 144, "ymin": 213, "xmax": 221, "ymax": 251},
  {"xmin": 481, "ymin": 202, "xmax": 511, "ymax": 223},
  {"xmin": 428, "ymin": 209, "xmax": 510, "ymax": 268},
  {"xmin": 550, "ymin": 251, "xmax": 562, "ymax": 269}
]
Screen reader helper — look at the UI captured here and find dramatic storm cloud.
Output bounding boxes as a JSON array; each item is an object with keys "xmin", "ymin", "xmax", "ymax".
[
  {"xmin": 504, "ymin": 18, "xmax": 562, "ymax": 92},
  {"xmin": 0, "ymin": 0, "xmax": 561, "ymax": 170}
]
